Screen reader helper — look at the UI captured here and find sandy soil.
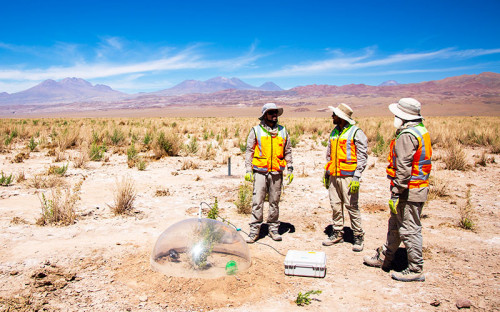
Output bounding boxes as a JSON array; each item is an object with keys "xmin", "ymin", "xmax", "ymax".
[{"xmin": 0, "ymin": 135, "xmax": 499, "ymax": 311}]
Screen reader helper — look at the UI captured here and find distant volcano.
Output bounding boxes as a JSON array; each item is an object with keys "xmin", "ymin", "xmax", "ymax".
[
  {"xmin": 154, "ymin": 77, "xmax": 283, "ymax": 96},
  {"xmin": 379, "ymin": 80, "xmax": 400, "ymax": 86},
  {"xmin": 0, "ymin": 77, "xmax": 125, "ymax": 105}
]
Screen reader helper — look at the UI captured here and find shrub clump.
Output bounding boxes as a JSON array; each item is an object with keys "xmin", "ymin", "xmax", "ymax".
[
  {"xmin": 110, "ymin": 177, "xmax": 137, "ymax": 215},
  {"xmin": 235, "ymin": 182, "xmax": 252, "ymax": 214},
  {"xmin": 36, "ymin": 180, "xmax": 82, "ymax": 226}
]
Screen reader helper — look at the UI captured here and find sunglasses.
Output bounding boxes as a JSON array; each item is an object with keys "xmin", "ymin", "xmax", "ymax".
[{"xmin": 267, "ymin": 110, "xmax": 279, "ymax": 115}]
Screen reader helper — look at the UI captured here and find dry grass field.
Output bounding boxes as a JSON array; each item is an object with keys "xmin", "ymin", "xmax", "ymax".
[{"xmin": 0, "ymin": 116, "xmax": 499, "ymax": 311}]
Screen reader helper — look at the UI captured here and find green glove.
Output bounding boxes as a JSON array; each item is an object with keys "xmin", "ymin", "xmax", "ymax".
[
  {"xmin": 349, "ymin": 180, "xmax": 360, "ymax": 193},
  {"xmin": 285, "ymin": 173, "xmax": 294, "ymax": 185},
  {"xmin": 322, "ymin": 174, "xmax": 330, "ymax": 189},
  {"xmin": 244, "ymin": 172, "xmax": 254, "ymax": 182},
  {"xmin": 388, "ymin": 193, "xmax": 400, "ymax": 214}
]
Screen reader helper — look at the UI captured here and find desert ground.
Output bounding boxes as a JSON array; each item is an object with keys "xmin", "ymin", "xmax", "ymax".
[{"xmin": 0, "ymin": 116, "xmax": 499, "ymax": 311}]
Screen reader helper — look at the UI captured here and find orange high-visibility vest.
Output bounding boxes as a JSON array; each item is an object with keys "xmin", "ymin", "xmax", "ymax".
[
  {"xmin": 325, "ymin": 125, "xmax": 359, "ymax": 177},
  {"xmin": 251, "ymin": 125, "xmax": 288, "ymax": 173},
  {"xmin": 386, "ymin": 123, "xmax": 432, "ymax": 189}
]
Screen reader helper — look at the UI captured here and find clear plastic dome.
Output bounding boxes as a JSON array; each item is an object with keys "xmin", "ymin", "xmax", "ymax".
[{"xmin": 151, "ymin": 218, "xmax": 251, "ymax": 278}]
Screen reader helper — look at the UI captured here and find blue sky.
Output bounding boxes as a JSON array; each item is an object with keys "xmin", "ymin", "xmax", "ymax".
[{"xmin": 0, "ymin": 0, "xmax": 499, "ymax": 94}]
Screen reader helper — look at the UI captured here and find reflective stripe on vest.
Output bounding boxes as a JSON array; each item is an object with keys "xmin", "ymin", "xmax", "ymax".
[
  {"xmin": 251, "ymin": 125, "xmax": 288, "ymax": 173},
  {"xmin": 324, "ymin": 125, "xmax": 359, "ymax": 177},
  {"xmin": 386, "ymin": 124, "xmax": 432, "ymax": 189}
]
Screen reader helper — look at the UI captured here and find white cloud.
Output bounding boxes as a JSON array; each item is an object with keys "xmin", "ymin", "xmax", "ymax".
[{"xmin": 246, "ymin": 47, "xmax": 500, "ymax": 78}]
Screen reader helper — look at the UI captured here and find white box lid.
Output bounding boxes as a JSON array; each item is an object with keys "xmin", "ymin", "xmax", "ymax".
[{"xmin": 284, "ymin": 250, "xmax": 326, "ymax": 267}]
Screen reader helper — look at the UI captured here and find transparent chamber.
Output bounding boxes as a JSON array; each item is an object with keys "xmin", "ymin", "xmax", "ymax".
[{"xmin": 151, "ymin": 218, "xmax": 251, "ymax": 278}]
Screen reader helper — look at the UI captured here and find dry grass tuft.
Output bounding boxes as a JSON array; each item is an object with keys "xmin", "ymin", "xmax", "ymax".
[
  {"xmin": 29, "ymin": 174, "xmax": 67, "ymax": 189},
  {"xmin": 154, "ymin": 187, "xmax": 171, "ymax": 196},
  {"xmin": 428, "ymin": 175, "xmax": 449, "ymax": 200},
  {"xmin": 36, "ymin": 180, "xmax": 82, "ymax": 226},
  {"xmin": 181, "ymin": 158, "xmax": 199, "ymax": 170},
  {"xmin": 110, "ymin": 177, "xmax": 137, "ymax": 215},
  {"xmin": 458, "ymin": 186, "xmax": 475, "ymax": 231},
  {"xmin": 11, "ymin": 216, "xmax": 29, "ymax": 225},
  {"xmin": 443, "ymin": 141, "xmax": 469, "ymax": 171}
]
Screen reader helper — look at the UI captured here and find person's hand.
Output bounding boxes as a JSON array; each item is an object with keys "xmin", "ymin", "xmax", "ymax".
[
  {"xmin": 244, "ymin": 172, "xmax": 254, "ymax": 182},
  {"xmin": 388, "ymin": 193, "xmax": 400, "ymax": 214},
  {"xmin": 322, "ymin": 173, "xmax": 330, "ymax": 189},
  {"xmin": 349, "ymin": 180, "xmax": 360, "ymax": 193},
  {"xmin": 285, "ymin": 173, "xmax": 294, "ymax": 185}
]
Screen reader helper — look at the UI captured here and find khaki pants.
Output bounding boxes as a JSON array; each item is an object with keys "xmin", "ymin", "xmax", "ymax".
[
  {"xmin": 249, "ymin": 172, "xmax": 282, "ymax": 233},
  {"xmin": 329, "ymin": 176, "xmax": 364, "ymax": 236},
  {"xmin": 383, "ymin": 200, "xmax": 424, "ymax": 272}
]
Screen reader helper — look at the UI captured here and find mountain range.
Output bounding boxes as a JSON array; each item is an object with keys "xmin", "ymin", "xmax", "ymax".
[
  {"xmin": 0, "ymin": 77, "xmax": 283, "ymax": 106},
  {"xmin": 154, "ymin": 77, "xmax": 283, "ymax": 96},
  {"xmin": 0, "ymin": 73, "xmax": 498, "ymax": 116}
]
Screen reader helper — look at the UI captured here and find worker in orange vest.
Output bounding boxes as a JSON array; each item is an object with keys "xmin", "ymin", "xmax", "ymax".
[
  {"xmin": 244, "ymin": 103, "xmax": 293, "ymax": 243},
  {"xmin": 322, "ymin": 103, "xmax": 368, "ymax": 252},
  {"xmin": 364, "ymin": 98, "xmax": 432, "ymax": 282}
]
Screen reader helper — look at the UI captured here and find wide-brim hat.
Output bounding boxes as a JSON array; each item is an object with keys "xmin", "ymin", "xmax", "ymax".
[
  {"xmin": 389, "ymin": 98, "xmax": 424, "ymax": 121},
  {"xmin": 328, "ymin": 103, "xmax": 355, "ymax": 125},
  {"xmin": 259, "ymin": 102, "xmax": 284, "ymax": 120}
]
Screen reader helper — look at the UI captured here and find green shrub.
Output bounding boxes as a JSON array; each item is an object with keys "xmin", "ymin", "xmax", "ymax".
[
  {"xmin": 110, "ymin": 128, "xmax": 125, "ymax": 145},
  {"xmin": 0, "ymin": 172, "xmax": 13, "ymax": 186},
  {"xmin": 295, "ymin": 290, "xmax": 322, "ymax": 306},
  {"xmin": 127, "ymin": 143, "xmax": 138, "ymax": 161},
  {"xmin": 235, "ymin": 182, "xmax": 252, "ymax": 214},
  {"xmin": 89, "ymin": 143, "xmax": 106, "ymax": 161},
  {"xmin": 28, "ymin": 137, "xmax": 38, "ymax": 152}
]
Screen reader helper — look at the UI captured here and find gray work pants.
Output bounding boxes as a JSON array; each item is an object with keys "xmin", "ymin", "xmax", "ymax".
[
  {"xmin": 249, "ymin": 172, "xmax": 282, "ymax": 233},
  {"xmin": 329, "ymin": 176, "xmax": 364, "ymax": 236},
  {"xmin": 383, "ymin": 200, "xmax": 424, "ymax": 273}
]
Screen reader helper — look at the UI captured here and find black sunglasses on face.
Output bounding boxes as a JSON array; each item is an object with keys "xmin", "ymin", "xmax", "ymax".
[{"xmin": 267, "ymin": 110, "xmax": 279, "ymax": 115}]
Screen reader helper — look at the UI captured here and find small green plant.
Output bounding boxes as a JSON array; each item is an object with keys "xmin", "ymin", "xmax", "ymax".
[
  {"xmin": 48, "ymin": 163, "xmax": 69, "ymax": 176},
  {"xmin": 136, "ymin": 158, "xmax": 147, "ymax": 171},
  {"xmin": 154, "ymin": 131, "xmax": 179, "ymax": 157},
  {"xmin": 0, "ymin": 172, "xmax": 13, "ymax": 186},
  {"xmin": 110, "ymin": 128, "xmax": 125, "ymax": 145},
  {"xmin": 239, "ymin": 141, "xmax": 247, "ymax": 153},
  {"xmin": 207, "ymin": 198, "xmax": 219, "ymax": 219},
  {"xmin": 295, "ymin": 290, "xmax": 322, "ymax": 306},
  {"xmin": 235, "ymin": 182, "xmax": 252, "ymax": 214},
  {"xmin": 459, "ymin": 187, "xmax": 475, "ymax": 230},
  {"xmin": 127, "ymin": 143, "xmax": 138, "ymax": 161},
  {"xmin": 190, "ymin": 221, "xmax": 224, "ymax": 270},
  {"xmin": 143, "ymin": 132, "xmax": 153, "ymax": 145},
  {"xmin": 321, "ymin": 140, "xmax": 328, "ymax": 147},
  {"xmin": 371, "ymin": 131, "xmax": 389, "ymax": 157},
  {"xmin": 290, "ymin": 136, "xmax": 299, "ymax": 148},
  {"xmin": 89, "ymin": 143, "xmax": 106, "ymax": 161},
  {"xmin": 186, "ymin": 137, "xmax": 199, "ymax": 154},
  {"xmin": 28, "ymin": 137, "xmax": 38, "ymax": 152}
]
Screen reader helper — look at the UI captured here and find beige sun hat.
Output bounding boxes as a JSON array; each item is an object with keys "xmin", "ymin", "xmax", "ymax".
[
  {"xmin": 389, "ymin": 98, "xmax": 424, "ymax": 121},
  {"xmin": 328, "ymin": 103, "xmax": 355, "ymax": 125},
  {"xmin": 259, "ymin": 102, "xmax": 283, "ymax": 120}
]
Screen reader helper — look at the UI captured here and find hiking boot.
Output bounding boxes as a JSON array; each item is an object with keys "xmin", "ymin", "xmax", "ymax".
[
  {"xmin": 246, "ymin": 233, "xmax": 259, "ymax": 244},
  {"xmin": 363, "ymin": 247, "xmax": 385, "ymax": 267},
  {"xmin": 391, "ymin": 268, "xmax": 425, "ymax": 282},
  {"xmin": 322, "ymin": 231, "xmax": 344, "ymax": 246},
  {"xmin": 269, "ymin": 230, "xmax": 282, "ymax": 241},
  {"xmin": 352, "ymin": 234, "xmax": 364, "ymax": 252}
]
